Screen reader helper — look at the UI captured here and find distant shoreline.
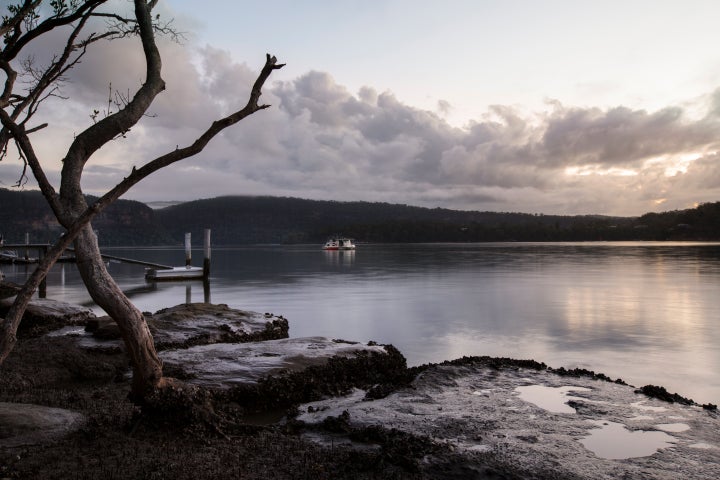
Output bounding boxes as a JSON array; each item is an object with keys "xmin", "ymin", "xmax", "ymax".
[{"xmin": 2, "ymin": 189, "xmax": 719, "ymax": 245}]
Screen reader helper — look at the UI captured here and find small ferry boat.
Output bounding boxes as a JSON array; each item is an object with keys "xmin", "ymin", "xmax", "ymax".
[{"xmin": 322, "ymin": 237, "xmax": 356, "ymax": 250}]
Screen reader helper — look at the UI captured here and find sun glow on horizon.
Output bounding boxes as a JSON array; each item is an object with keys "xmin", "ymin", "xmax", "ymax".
[
  {"xmin": 564, "ymin": 166, "xmax": 638, "ymax": 177},
  {"xmin": 643, "ymin": 152, "xmax": 711, "ymax": 177}
]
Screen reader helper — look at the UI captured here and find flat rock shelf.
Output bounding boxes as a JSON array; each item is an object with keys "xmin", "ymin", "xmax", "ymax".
[
  {"xmin": 160, "ymin": 337, "xmax": 391, "ymax": 388},
  {"xmin": 2, "ymin": 296, "xmax": 719, "ymax": 478},
  {"xmin": 297, "ymin": 361, "xmax": 720, "ymax": 479}
]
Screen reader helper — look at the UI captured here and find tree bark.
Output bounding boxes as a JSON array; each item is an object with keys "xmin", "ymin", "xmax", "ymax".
[
  {"xmin": 0, "ymin": 0, "xmax": 284, "ymax": 403},
  {"xmin": 72, "ymin": 224, "xmax": 163, "ymax": 397},
  {"xmin": 0, "ymin": 230, "xmax": 76, "ymax": 365}
]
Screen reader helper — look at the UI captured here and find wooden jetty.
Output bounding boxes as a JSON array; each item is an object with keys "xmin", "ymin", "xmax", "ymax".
[
  {"xmin": 1, "ymin": 233, "xmax": 74, "ymax": 264},
  {"xmin": 145, "ymin": 265, "xmax": 205, "ymax": 280},
  {"xmin": 0, "ymin": 244, "xmax": 171, "ymax": 269},
  {"xmin": 2, "ymin": 231, "xmax": 48, "ymax": 263},
  {"xmin": 145, "ymin": 230, "xmax": 211, "ymax": 281},
  {"xmin": 94, "ymin": 251, "xmax": 170, "ymax": 270},
  {"xmin": 2, "ymin": 229, "xmax": 211, "ymax": 286}
]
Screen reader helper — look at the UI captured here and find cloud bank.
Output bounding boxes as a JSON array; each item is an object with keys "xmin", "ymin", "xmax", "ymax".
[{"xmin": 3, "ymin": 29, "xmax": 720, "ymax": 217}]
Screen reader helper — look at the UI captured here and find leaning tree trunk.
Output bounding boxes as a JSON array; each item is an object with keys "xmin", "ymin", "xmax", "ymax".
[
  {"xmin": 0, "ymin": 242, "xmax": 69, "ymax": 365},
  {"xmin": 73, "ymin": 224, "xmax": 163, "ymax": 398},
  {"xmin": 0, "ymin": 0, "xmax": 284, "ymax": 395}
]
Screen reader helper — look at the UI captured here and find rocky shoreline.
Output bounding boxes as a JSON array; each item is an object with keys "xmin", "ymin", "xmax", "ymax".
[{"xmin": 1, "ymin": 295, "xmax": 719, "ymax": 479}]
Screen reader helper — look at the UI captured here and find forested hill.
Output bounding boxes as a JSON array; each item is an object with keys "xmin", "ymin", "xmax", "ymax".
[
  {"xmin": 154, "ymin": 196, "xmax": 631, "ymax": 244},
  {"xmin": 0, "ymin": 189, "xmax": 172, "ymax": 245},
  {"xmin": 1, "ymin": 189, "xmax": 719, "ymax": 245}
]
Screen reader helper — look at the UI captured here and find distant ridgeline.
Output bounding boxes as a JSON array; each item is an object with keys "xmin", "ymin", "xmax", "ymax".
[
  {"xmin": 0, "ymin": 189, "xmax": 172, "ymax": 246},
  {"xmin": 1, "ymin": 188, "xmax": 719, "ymax": 245}
]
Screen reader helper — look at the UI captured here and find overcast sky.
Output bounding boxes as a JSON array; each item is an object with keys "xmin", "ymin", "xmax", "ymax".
[{"xmin": 3, "ymin": 0, "xmax": 720, "ymax": 216}]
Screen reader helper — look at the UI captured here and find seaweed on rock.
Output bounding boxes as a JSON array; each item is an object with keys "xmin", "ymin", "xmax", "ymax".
[{"xmin": 221, "ymin": 345, "xmax": 408, "ymax": 414}]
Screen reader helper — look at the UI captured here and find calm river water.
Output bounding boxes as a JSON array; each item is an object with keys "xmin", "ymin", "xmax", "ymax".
[{"xmin": 3, "ymin": 241, "xmax": 719, "ymax": 404}]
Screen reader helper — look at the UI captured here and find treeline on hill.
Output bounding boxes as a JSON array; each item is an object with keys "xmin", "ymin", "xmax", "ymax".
[
  {"xmin": 0, "ymin": 189, "xmax": 173, "ymax": 245},
  {"xmin": 1, "ymin": 188, "xmax": 719, "ymax": 245}
]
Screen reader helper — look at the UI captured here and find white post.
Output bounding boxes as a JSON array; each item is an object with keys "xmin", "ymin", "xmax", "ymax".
[{"xmin": 184, "ymin": 232, "xmax": 192, "ymax": 267}]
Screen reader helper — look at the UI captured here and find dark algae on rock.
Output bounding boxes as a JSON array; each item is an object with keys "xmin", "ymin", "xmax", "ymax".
[
  {"xmin": 0, "ymin": 301, "xmax": 430, "ymax": 478},
  {"xmin": 2, "ymin": 299, "xmax": 719, "ymax": 479},
  {"xmin": 638, "ymin": 384, "xmax": 718, "ymax": 410},
  {"xmin": 218, "ymin": 343, "xmax": 408, "ymax": 414}
]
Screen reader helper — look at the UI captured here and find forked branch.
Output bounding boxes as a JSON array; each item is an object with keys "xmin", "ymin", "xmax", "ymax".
[
  {"xmin": 0, "ymin": 52, "xmax": 284, "ymax": 367},
  {"xmin": 97, "ymin": 54, "xmax": 284, "ymax": 208}
]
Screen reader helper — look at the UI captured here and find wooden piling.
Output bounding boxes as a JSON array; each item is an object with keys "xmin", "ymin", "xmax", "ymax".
[
  {"xmin": 39, "ymin": 245, "xmax": 47, "ymax": 298},
  {"xmin": 185, "ymin": 232, "xmax": 192, "ymax": 267},
  {"xmin": 203, "ymin": 229, "xmax": 211, "ymax": 278},
  {"xmin": 203, "ymin": 278, "xmax": 211, "ymax": 303},
  {"xmin": 145, "ymin": 231, "xmax": 206, "ymax": 281}
]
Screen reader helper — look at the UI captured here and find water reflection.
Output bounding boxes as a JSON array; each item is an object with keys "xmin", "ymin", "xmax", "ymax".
[
  {"xmin": 323, "ymin": 249, "xmax": 355, "ymax": 266},
  {"xmin": 4, "ymin": 242, "xmax": 720, "ymax": 404},
  {"xmin": 580, "ymin": 421, "xmax": 678, "ymax": 459},
  {"xmin": 180, "ymin": 279, "xmax": 211, "ymax": 304}
]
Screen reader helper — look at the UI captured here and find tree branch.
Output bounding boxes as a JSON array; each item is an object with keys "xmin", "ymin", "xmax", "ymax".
[
  {"xmin": 95, "ymin": 54, "xmax": 284, "ymax": 208},
  {"xmin": 0, "ymin": 60, "xmax": 18, "ymax": 108},
  {"xmin": 1, "ymin": 1, "xmax": 105, "ymax": 63},
  {"xmin": 0, "ymin": 54, "xmax": 284, "ymax": 367},
  {"xmin": 0, "ymin": 2, "xmax": 284, "ymax": 384},
  {"xmin": 0, "ymin": 206, "xmax": 93, "ymax": 365},
  {"xmin": 8, "ymin": 5, "xmax": 94, "ymax": 127},
  {"xmin": 60, "ymin": 0, "xmax": 165, "ymax": 201},
  {"xmin": 0, "ymin": 0, "xmax": 42, "ymax": 39},
  {"xmin": 0, "ymin": 108, "xmax": 61, "ymax": 216}
]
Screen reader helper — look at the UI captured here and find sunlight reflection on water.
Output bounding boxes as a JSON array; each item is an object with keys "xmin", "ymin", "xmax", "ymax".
[
  {"xmin": 4, "ymin": 241, "xmax": 720, "ymax": 404},
  {"xmin": 515, "ymin": 385, "xmax": 591, "ymax": 414}
]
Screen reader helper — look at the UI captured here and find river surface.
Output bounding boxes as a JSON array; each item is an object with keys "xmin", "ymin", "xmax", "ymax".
[{"xmin": 3, "ymin": 241, "xmax": 719, "ymax": 405}]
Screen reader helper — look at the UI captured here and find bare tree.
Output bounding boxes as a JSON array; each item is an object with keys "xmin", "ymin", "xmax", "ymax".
[{"xmin": 0, "ymin": 0, "xmax": 283, "ymax": 400}]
